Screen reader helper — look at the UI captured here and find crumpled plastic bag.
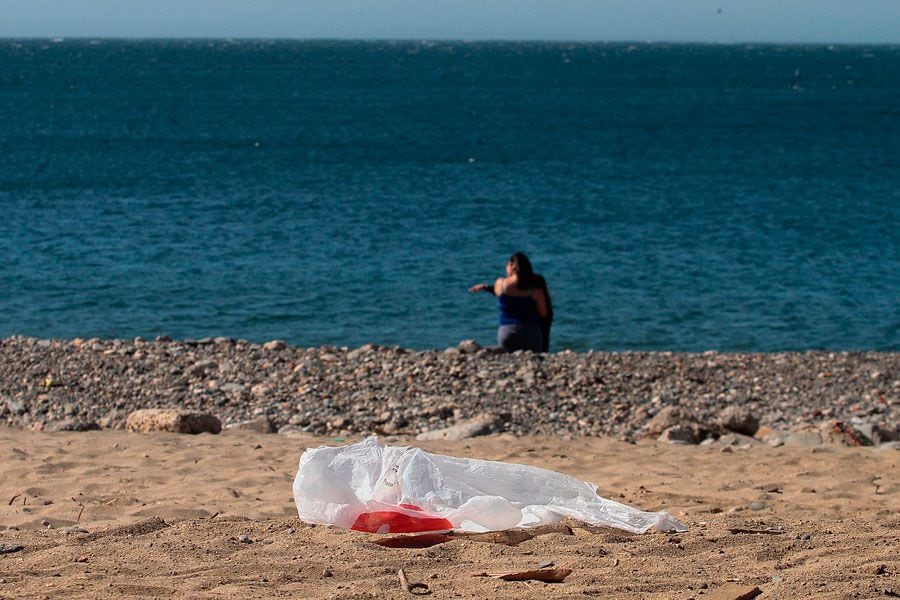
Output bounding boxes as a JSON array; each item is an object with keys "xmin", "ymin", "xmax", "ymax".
[{"xmin": 293, "ymin": 436, "xmax": 686, "ymax": 534}]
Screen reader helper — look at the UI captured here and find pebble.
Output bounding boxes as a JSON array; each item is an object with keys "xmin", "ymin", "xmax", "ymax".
[
  {"xmin": 0, "ymin": 337, "xmax": 895, "ymax": 442},
  {"xmin": 750, "ymin": 501, "xmax": 766, "ymax": 510},
  {"xmin": 238, "ymin": 534, "xmax": 251, "ymax": 544}
]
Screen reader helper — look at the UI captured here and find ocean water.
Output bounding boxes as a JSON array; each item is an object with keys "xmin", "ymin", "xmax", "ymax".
[{"xmin": 1, "ymin": 40, "xmax": 898, "ymax": 351}]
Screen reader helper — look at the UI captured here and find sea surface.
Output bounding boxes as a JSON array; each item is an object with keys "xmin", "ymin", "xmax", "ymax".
[{"xmin": 1, "ymin": 40, "xmax": 898, "ymax": 351}]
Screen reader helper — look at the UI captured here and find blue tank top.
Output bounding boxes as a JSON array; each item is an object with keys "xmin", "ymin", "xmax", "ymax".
[{"xmin": 498, "ymin": 290, "xmax": 540, "ymax": 326}]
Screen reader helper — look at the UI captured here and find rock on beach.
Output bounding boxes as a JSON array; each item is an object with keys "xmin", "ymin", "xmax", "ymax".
[
  {"xmin": 125, "ymin": 409, "xmax": 221, "ymax": 435},
  {"xmin": 416, "ymin": 413, "xmax": 502, "ymax": 442}
]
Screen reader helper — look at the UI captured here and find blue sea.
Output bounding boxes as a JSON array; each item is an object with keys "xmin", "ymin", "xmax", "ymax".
[{"xmin": 1, "ymin": 40, "xmax": 898, "ymax": 351}]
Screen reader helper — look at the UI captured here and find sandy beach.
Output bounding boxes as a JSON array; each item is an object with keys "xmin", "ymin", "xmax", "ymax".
[
  {"xmin": 3, "ymin": 25, "xmax": 898, "ymax": 600},
  {"xmin": 1, "ymin": 428, "xmax": 897, "ymax": 599}
]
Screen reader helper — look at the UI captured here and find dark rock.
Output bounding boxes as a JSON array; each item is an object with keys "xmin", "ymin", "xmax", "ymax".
[
  {"xmin": 871, "ymin": 422, "xmax": 899, "ymax": 443},
  {"xmin": 51, "ymin": 419, "xmax": 101, "ymax": 432},
  {"xmin": 819, "ymin": 419, "xmax": 873, "ymax": 446},
  {"xmin": 658, "ymin": 424, "xmax": 701, "ymax": 444},
  {"xmin": 226, "ymin": 416, "xmax": 276, "ymax": 434},
  {"xmin": 717, "ymin": 406, "xmax": 759, "ymax": 436}
]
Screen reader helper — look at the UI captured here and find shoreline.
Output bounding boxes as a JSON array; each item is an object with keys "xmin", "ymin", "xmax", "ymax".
[{"xmin": 0, "ymin": 336, "xmax": 896, "ymax": 444}]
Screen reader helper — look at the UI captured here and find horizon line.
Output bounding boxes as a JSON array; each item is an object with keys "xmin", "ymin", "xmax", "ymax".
[{"xmin": 2, "ymin": 36, "xmax": 899, "ymax": 47}]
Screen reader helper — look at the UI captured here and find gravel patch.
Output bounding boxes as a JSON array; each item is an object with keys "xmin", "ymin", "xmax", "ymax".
[{"xmin": 0, "ymin": 336, "xmax": 896, "ymax": 440}]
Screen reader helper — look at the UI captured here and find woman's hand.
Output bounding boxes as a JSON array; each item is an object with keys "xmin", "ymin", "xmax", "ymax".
[{"xmin": 468, "ymin": 283, "xmax": 490, "ymax": 293}]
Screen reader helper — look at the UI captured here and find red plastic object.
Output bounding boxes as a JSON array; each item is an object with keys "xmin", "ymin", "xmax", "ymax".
[{"xmin": 351, "ymin": 504, "xmax": 453, "ymax": 533}]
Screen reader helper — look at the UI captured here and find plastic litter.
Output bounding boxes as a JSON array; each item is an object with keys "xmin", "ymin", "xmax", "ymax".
[{"xmin": 293, "ymin": 436, "xmax": 686, "ymax": 534}]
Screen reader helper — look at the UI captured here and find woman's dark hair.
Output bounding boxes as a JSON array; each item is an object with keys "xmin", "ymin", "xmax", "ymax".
[
  {"xmin": 535, "ymin": 274, "xmax": 553, "ymax": 320},
  {"xmin": 509, "ymin": 252, "xmax": 539, "ymax": 290}
]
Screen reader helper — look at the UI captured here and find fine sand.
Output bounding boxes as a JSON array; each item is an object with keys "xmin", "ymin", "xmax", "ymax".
[{"xmin": 1, "ymin": 428, "xmax": 897, "ymax": 599}]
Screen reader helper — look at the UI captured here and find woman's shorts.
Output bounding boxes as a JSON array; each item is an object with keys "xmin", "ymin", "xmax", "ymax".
[{"xmin": 497, "ymin": 324, "xmax": 543, "ymax": 353}]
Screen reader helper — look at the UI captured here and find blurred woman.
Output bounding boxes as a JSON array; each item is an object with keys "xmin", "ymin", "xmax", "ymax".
[{"xmin": 469, "ymin": 252, "xmax": 551, "ymax": 353}]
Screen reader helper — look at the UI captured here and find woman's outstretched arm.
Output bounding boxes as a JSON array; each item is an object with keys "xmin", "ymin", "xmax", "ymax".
[{"xmin": 468, "ymin": 282, "xmax": 496, "ymax": 295}]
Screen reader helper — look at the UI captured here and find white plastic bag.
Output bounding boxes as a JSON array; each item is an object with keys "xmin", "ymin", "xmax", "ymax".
[{"xmin": 293, "ymin": 436, "xmax": 686, "ymax": 534}]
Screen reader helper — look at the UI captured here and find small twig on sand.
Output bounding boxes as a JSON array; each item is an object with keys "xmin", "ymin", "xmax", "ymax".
[
  {"xmin": 398, "ymin": 568, "xmax": 430, "ymax": 595},
  {"xmin": 728, "ymin": 528, "xmax": 785, "ymax": 535},
  {"xmin": 473, "ymin": 569, "xmax": 573, "ymax": 583},
  {"xmin": 77, "ymin": 505, "xmax": 85, "ymax": 522},
  {"xmin": 8, "ymin": 493, "xmax": 21, "ymax": 506}
]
